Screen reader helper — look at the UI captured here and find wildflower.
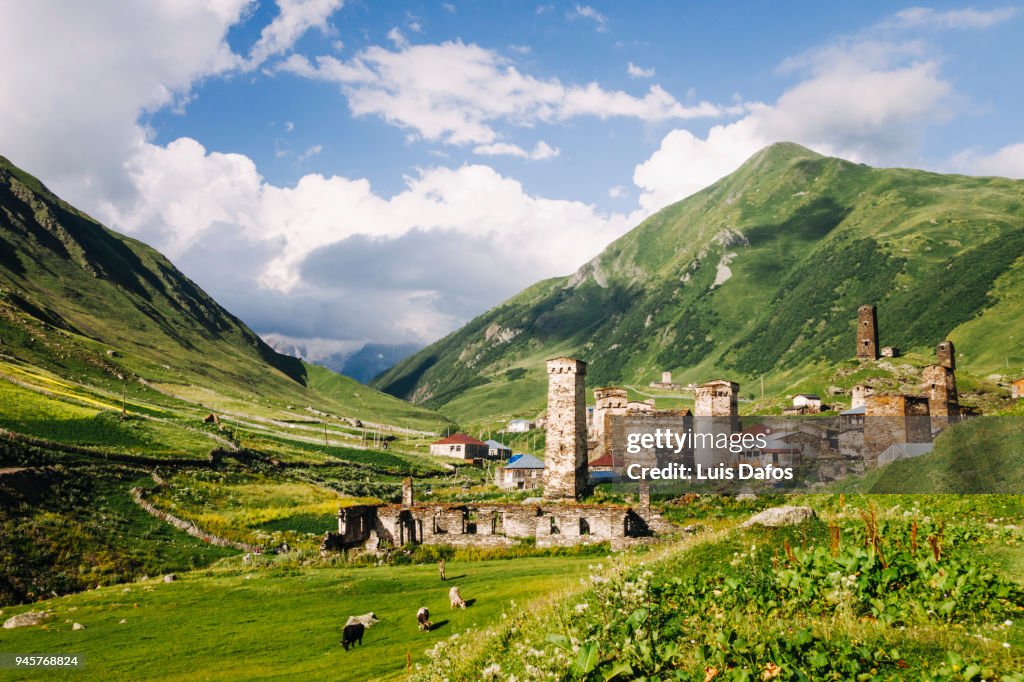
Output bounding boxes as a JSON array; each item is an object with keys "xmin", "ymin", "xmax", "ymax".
[
  {"xmin": 481, "ymin": 663, "xmax": 502, "ymax": 679},
  {"xmin": 574, "ymin": 603, "xmax": 589, "ymax": 614},
  {"xmin": 761, "ymin": 661, "xmax": 781, "ymax": 680},
  {"xmin": 1004, "ymin": 642, "xmax": 1012, "ymax": 649}
]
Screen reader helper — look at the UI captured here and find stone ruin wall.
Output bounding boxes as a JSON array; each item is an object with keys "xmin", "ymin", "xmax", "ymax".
[{"xmin": 324, "ymin": 501, "xmax": 666, "ymax": 553}]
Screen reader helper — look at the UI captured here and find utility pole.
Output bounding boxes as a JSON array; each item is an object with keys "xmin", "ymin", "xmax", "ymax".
[{"xmin": 323, "ymin": 420, "xmax": 328, "ymax": 447}]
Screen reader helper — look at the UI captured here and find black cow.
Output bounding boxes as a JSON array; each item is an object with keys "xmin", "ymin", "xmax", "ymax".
[{"xmin": 341, "ymin": 622, "xmax": 365, "ymax": 650}]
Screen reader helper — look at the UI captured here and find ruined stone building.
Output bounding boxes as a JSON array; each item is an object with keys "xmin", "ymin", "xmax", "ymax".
[
  {"xmin": 324, "ymin": 482, "xmax": 667, "ymax": 553},
  {"xmin": 857, "ymin": 305, "xmax": 880, "ymax": 360}
]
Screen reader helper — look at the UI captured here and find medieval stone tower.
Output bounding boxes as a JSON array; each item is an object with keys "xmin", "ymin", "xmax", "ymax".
[
  {"xmin": 694, "ymin": 380, "xmax": 739, "ymax": 418},
  {"xmin": 923, "ymin": 364, "xmax": 959, "ymax": 423},
  {"xmin": 591, "ymin": 387, "xmax": 628, "ymax": 439},
  {"xmin": 694, "ymin": 379, "xmax": 740, "ymax": 468},
  {"xmin": 543, "ymin": 357, "xmax": 588, "ymax": 501},
  {"xmin": 936, "ymin": 340, "xmax": 956, "ymax": 370},
  {"xmin": 857, "ymin": 305, "xmax": 879, "ymax": 360}
]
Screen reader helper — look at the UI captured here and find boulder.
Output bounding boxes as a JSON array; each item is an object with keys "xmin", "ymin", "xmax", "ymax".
[
  {"xmin": 163, "ymin": 574, "xmax": 176, "ymax": 583},
  {"xmin": 4, "ymin": 611, "xmax": 50, "ymax": 629},
  {"xmin": 72, "ymin": 622, "xmax": 85, "ymax": 631},
  {"xmin": 741, "ymin": 506, "xmax": 816, "ymax": 528}
]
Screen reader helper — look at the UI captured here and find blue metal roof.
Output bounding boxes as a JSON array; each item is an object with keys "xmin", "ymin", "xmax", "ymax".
[{"xmin": 503, "ymin": 453, "xmax": 545, "ymax": 469}]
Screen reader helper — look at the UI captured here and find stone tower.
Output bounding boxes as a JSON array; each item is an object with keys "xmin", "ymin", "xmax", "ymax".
[
  {"xmin": 694, "ymin": 380, "xmax": 739, "ymax": 418},
  {"xmin": 936, "ymin": 341, "xmax": 955, "ymax": 370},
  {"xmin": 543, "ymin": 357, "xmax": 588, "ymax": 501},
  {"xmin": 923, "ymin": 364, "xmax": 958, "ymax": 423},
  {"xmin": 856, "ymin": 305, "xmax": 879, "ymax": 360},
  {"xmin": 694, "ymin": 379, "xmax": 740, "ymax": 468},
  {"xmin": 851, "ymin": 385, "xmax": 874, "ymax": 409},
  {"xmin": 592, "ymin": 387, "xmax": 628, "ymax": 439},
  {"xmin": 864, "ymin": 394, "xmax": 931, "ymax": 464}
]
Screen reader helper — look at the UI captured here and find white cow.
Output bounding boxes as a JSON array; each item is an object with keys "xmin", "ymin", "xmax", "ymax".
[
  {"xmin": 449, "ymin": 586, "xmax": 467, "ymax": 609},
  {"xmin": 345, "ymin": 612, "xmax": 379, "ymax": 629}
]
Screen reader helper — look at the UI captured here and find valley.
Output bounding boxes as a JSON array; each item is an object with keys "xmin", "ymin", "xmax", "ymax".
[{"xmin": 1, "ymin": 148, "xmax": 1022, "ymax": 680}]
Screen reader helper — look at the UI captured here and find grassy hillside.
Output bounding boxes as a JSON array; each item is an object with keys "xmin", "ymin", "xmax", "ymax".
[
  {"xmin": 828, "ymin": 416, "xmax": 1024, "ymax": 494},
  {"xmin": 374, "ymin": 143, "xmax": 1024, "ymax": 423},
  {"xmin": 0, "ymin": 155, "xmax": 448, "ymax": 433},
  {"xmin": 415, "ymin": 495, "xmax": 1024, "ymax": 681}
]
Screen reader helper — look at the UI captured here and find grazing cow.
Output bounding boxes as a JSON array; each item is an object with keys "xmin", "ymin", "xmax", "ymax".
[
  {"xmin": 416, "ymin": 607, "xmax": 431, "ymax": 631},
  {"xmin": 345, "ymin": 612, "xmax": 379, "ymax": 629},
  {"xmin": 341, "ymin": 622, "xmax": 364, "ymax": 651},
  {"xmin": 449, "ymin": 586, "xmax": 466, "ymax": 609}
]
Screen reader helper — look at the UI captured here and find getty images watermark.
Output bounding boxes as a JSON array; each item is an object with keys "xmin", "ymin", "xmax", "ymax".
[{"xmin": 623, "ymin": 427, "xmax": 794, "ymax": 482}]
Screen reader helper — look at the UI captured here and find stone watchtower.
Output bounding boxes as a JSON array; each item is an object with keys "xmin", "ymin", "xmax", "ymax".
[
  {"xmin": 543, "ymin": 358, "xmax": 588, "ymax": 501},
  {"xmin": 694, "ymin": 380, "xmax": 739, "ymax": 418},
  {"xmin": 591, "ymin": 387, "xmax": 628, "ymax": 439},
  {"xmin": 694, "ymin": 379, "xmax": 740, "ymax": 468},
  {"xmin": 857, "ymin": 305, "xmax": 879, "ymax": 360},
  {"xmin": 923, "ymin": 364, "xmax": 958, "ymax": 423},
  {"xmin": 936, "ymin": 340, "xmax": 955, "ymax": 370}
]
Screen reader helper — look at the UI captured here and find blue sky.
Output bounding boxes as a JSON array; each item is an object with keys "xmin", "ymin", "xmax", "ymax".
[{"xmin": 2, "ymin": 1, "xmax": 1023, "ymax": 358}]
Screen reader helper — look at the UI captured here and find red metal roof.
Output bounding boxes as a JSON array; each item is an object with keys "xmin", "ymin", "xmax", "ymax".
[
  {"xmin": 432, "ymin": 434, "xmax": 487, "ymax": 446},
  {"xmin": 589, "ymin": 452, "xmax": 615, "ymax": 467}
]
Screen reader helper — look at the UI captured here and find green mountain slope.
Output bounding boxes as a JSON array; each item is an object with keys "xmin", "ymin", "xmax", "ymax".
[
  {"xmin": 374, "ymin": 143, "xmax": 1024, "ymax": 421},
  {"xmin": 0, "ymin": 155, "xmax": 446, "ymax": 431}
]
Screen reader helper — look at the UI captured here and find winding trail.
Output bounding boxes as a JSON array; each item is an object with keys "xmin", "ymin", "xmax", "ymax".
[{"xmin": 129, "ymin": 471, "xmax": 259, "ymax": 553}]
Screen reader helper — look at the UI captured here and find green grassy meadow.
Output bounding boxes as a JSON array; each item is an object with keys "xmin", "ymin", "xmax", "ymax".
[{"xmin": 0, "ymin": 557, "xmax": 598, "ymax": 681}]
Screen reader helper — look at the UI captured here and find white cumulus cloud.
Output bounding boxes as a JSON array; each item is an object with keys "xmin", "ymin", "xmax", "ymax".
[
  {"xmin": 277, "ymin": 40, "xmax": 743, "ymax": 146},
  {"xmin": 948, "ymin": 143, "xmax": 1024, "ymax": 178},
  {"xmin": 633, "ymin": 40, "xmax": 955, "ymax": 211},
  {"xmin": 245, "ymin": 0, "xmax": 344, "ymax": 69}
]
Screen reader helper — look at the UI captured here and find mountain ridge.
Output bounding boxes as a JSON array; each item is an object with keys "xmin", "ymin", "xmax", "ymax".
[
  {"xmin": 0, "ymin": 154, "xmax": 446, "ymax": 430},
  {"xmin": 372, "ymin": 142, "xmax": 1024, "ymax": 422}
]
